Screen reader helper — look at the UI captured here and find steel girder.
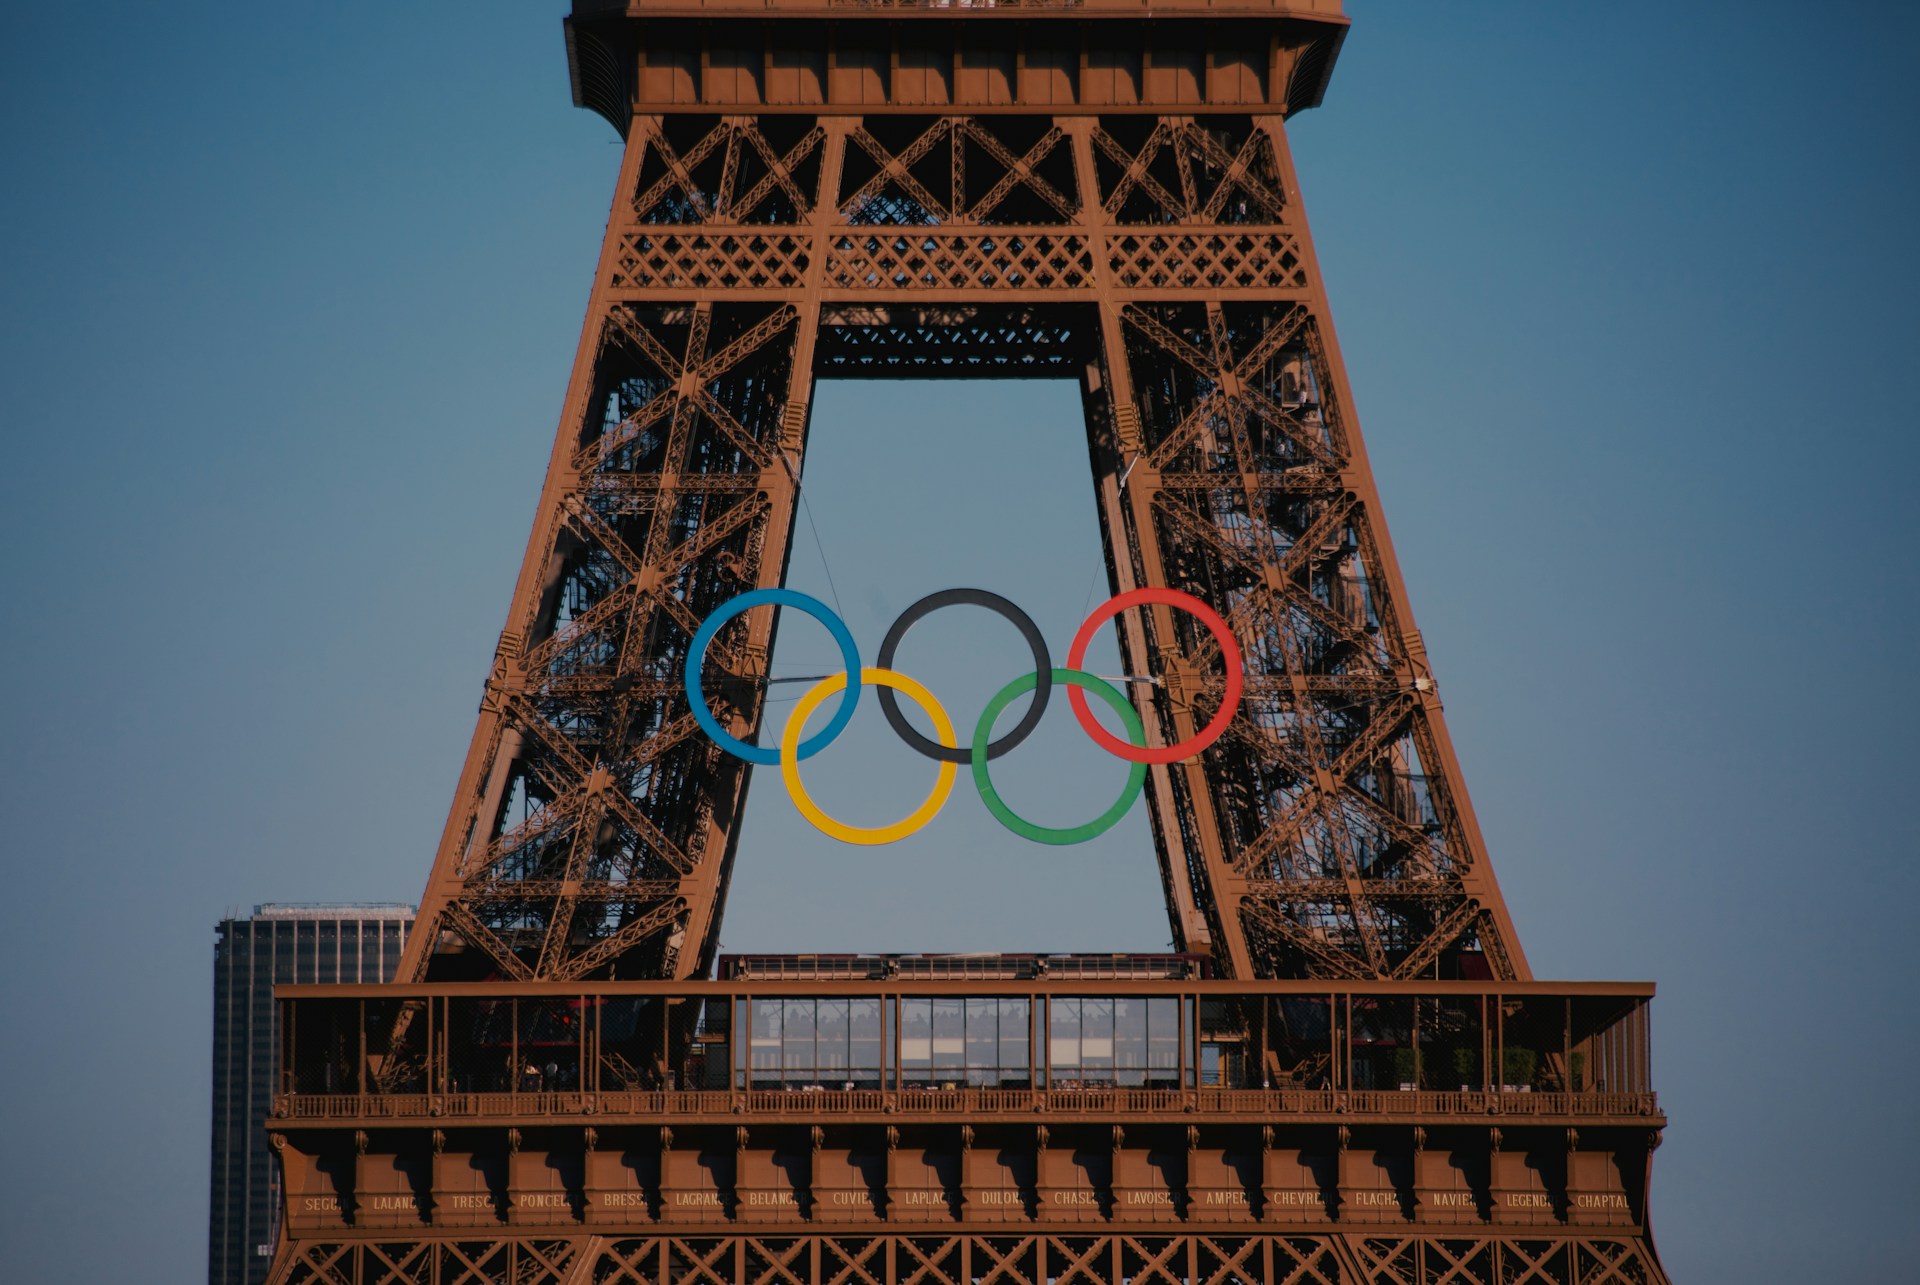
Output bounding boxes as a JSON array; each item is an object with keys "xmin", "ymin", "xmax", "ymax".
[{"xmin": 269, "ymin": 1232, "xmax": 1670, "ymax": 1285}]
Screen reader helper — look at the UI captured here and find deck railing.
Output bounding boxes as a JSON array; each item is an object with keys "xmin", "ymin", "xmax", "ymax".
[{"xmin": 271, "ymin": 1084, "xmax": 1658, "ymax": 1122}]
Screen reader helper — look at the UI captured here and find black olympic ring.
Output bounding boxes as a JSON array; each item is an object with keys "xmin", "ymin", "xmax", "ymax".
[{"xmin": 874, "ymin": 588, "xmax": 1053, "ymax": 764}]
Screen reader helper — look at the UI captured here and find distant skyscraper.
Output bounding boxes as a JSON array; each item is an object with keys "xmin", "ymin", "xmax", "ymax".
[{"xmin": 208, "ymin": 903, "xmax": 414, "ymax": 1285}]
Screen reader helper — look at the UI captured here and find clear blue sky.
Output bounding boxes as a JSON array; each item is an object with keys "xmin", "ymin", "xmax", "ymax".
[{"xmin": 2, "ymin": 2, "xmax": 1915, "ymax": 1281}]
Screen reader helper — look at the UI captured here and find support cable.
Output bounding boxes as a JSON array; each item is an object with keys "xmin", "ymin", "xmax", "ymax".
[{"xmin": 792, "ymin": 462, "xmax": 847, "ymax": 622}]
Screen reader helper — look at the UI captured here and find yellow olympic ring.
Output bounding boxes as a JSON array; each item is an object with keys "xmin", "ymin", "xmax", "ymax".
[{"xmin": 780, "ymin": 667, "xmax": 957, "ymax": 845}]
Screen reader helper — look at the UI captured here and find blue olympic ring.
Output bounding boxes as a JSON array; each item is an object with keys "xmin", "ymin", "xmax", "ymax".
[{"xmin": 684, "ymin": 588, "xmax": 863, "ymax": 766}]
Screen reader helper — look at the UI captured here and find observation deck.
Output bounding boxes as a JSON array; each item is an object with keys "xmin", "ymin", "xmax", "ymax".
[{"xmin": 269, "ymin": 958, "xmax": 1659, "ymax": 1234}]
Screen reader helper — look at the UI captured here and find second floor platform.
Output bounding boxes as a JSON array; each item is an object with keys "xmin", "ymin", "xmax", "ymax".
[{"xmin": 273, "ymin": 961, "xmax": 1658, "ymax": 1131}]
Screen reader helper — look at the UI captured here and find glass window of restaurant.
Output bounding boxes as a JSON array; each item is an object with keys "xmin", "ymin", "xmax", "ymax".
[
  {"xmin": 898, "ymin": 997, "xmax": 1031, "ymax": 1088},
  {"xmin": 736, "ymin": 993, "xmax": 1192, "ymax": 1090},
  {"xmin": 748, "ymin": 997, "xmax": 885, "ymax": 1089},
  {"xmin": 1047, "ymin": 996, "xmax": 1181, "ymax": 1088}
]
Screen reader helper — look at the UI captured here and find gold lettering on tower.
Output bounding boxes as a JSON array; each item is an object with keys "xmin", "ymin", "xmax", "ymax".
[{"xmin": 747, "ymin": 1191, "xmax": 797, "ymax": 1206}]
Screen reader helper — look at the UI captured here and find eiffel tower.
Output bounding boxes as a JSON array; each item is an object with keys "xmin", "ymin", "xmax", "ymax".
[{"xmin": 263, "ymin": 3, "xmax": 1670, "ymax": 1281}]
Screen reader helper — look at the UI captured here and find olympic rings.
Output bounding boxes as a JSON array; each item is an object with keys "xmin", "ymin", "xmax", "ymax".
[
  {"xmin": 682, "ymin": 583, "xmax": 1246, "ymax": 844},
  {"xmin": 782, "ymin": 668, "xmax": 958, "ymax": 845},
  {"xmin": 1065, "ymin": 587, "xmax": 1244, "ymax": 765},
  {"xmin": 877, "ymin": 589, "xmax": 1052, "ymax": 764},
  {"xmin": 686, "ymin": 587, "xmax": 862, "ymax": 766},
  {"xmin": 973, "ymin": 669, "xmax": 1147, "ymax": 845}
]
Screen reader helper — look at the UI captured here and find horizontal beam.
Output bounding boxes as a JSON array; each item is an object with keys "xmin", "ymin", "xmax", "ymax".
[
  {"xmin": 281, "ymin": 978, "xmax": 1655, "ymax": 999},
  {"xmin": 567, "ymin": 8, "xmax": 1348, "ymax": 125},
  {"xmin": 273, "ymin": 1085, "xmax": 1663, "ymax": 1127}
]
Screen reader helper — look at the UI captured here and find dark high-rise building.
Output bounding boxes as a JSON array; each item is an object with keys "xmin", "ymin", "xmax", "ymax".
[{"xmin": 208, "ymin": 903, "xmax": 414, "ymax": 1285}]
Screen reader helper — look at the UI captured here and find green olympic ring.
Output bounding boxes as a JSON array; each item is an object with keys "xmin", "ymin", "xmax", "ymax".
[{"xmin": 971, "ymin": 668, "xmax": 1148, "ymax": 845}]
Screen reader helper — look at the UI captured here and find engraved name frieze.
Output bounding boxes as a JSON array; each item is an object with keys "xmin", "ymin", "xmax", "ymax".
[{"xmin": 744, "ymin": 1191, "xmax": 797, "ymax": 1206}]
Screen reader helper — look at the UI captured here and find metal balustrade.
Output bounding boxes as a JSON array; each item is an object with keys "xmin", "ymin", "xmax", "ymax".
[{"xmin": 271, "ymin": 1083, "xmax": 1659, "ymax": 1123}]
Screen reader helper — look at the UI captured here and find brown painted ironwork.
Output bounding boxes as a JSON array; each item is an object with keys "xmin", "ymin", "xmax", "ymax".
[
  {"xmin": 401, "ymin": 0, "xmax": 1521, "ymax": 991},
  {"xmin": 265, "ymin": 971, "xmax": 1666, "ymax": 1282},
  {"xmin": 263, "ymin": 4, "xmax": 1670, "ymax": 1281}
]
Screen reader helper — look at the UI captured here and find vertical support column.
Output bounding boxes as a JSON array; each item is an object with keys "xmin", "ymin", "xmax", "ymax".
[
  {"xmin": 676, "ymin": 117, "xmax": 852, "ymax": 978},
  {"xmin": 1255, "ymin": 117, "xmax": 1531, "ymax": 981},
  {"xmin": 1061, "ymin": 114, "xmax": 1227, "ymax": 971},
  {"xmin": 401, "ymin": 117, "xmax": 659, "ymax": 983}
]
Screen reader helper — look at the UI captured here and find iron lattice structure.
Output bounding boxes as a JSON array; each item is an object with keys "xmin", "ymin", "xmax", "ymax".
[
  {"xmin": 401, "ymin": 2, "xmax": 1524, "ymax": 992},
  {"xmin": 262, "ymin": 4, "xmax": 1670, "ymax": 1282},
  {"xmin": 277, "ymin": 1233, "xmax": 1661, "ymax": 1285}
]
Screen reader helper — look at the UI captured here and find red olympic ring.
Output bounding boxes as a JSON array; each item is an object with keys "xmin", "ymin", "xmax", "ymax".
[{"xmin": 1065, "ymin": 587, "xmax": 1244, "ymax": 764}]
